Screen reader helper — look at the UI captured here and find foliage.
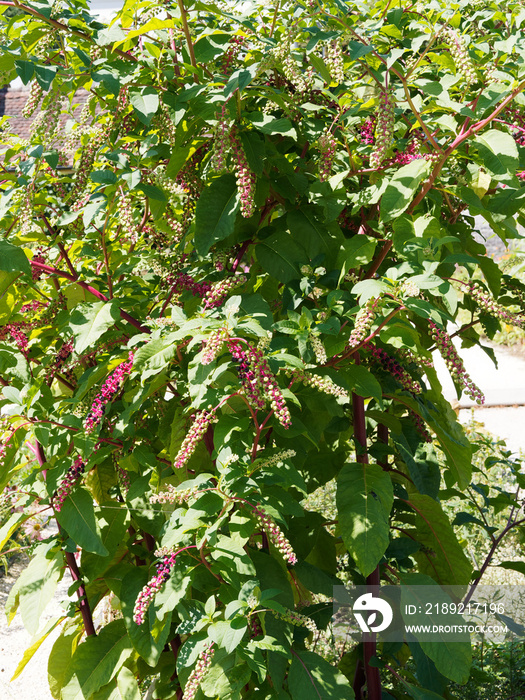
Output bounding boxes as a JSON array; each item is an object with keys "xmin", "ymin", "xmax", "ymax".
[{"xmin": 1, "ymin": 0, "xmax": 525, "ymax": 698}]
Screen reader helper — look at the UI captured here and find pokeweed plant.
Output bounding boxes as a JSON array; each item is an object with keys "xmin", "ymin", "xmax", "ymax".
[{"xmin": 1, "ymin": 0, "xmax": 525, "ymax": 698}]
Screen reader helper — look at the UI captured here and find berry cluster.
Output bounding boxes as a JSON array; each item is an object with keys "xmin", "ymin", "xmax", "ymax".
[
  {"xmin": 201, "ymin": 329, "xmax": 229, "ymax": 365},
  {"xmin": 370, "ymin": 92, "xmax": 395, "ymax": 169},
  {"xmin": 0, "ymin": 322, "xmax": 31, "ymax": 357},
  {"xmin": 325, "ymin": 39, "xmax": 345, "ymax": 84},
  {"xmin": 84, "ymin": 352, "xmax": 134, "ymax": 432},
  {"xmin": 465, "ymin": 281, "xmax": 524, "ymax": 327},
  {"xmin": 182, "ymin": 643, "xmax": 215, "ymax": 700},
  {"xmin": 133, "ymin": 549, "xmax": 178, "ymax": 625},
  {"xmin": 46, "ymin": 339, "xmax": 74, "ymax": 382},
  {"xmin": 22, "ymin": 80, "xmax": 44, "ymax": 119},
  {"xmin": 150, "ymin": 484, "xmax": 201, "ymax": 505},
  {"xmin": 173, "ymin": 408, "xmax": 218, "ymax": 470},
  {"xmin": 169, "ymin": 271, "xmax": 212, "ymax": 299},
  {"xmin": 54, "ymin": 456, "xmax": 85, "ymax": 511},
  {"xmin": 429, "ymin": 321, "xmax": 484, "ymax": 404},
  {"xmin": 410, "ymin": 410, "xmax": 433, "ymax": 443},
  {"xmin": 252, "ymin": 449, "xmax": 296, "ymax": 470},
  {"xmin": 272, "ymin": 608, "xmax": 317, "ymax": 634},
  {"xmin": 347, "ymin": 296, "xmax": 386, "ymax": 348},
  {"xmin": 252, "ymin": 503, "xmax": 297, "ymax": 564},
  {"xmin": 318, "ymin": 131, "xmax": 337, "ymax": 182},
  {"xmin": 228, "ymin": 340, "xmax": 291, "ymax": 428},
  {"xmin": 202, "ymin": 274, "xmax": 247, "ymax": 309},
  {"xmin": 286, "ymin": 369, "xmax": 349, "ymax": 399},
  {"xmin": 360, "ymin": 117, "xmax": 375, "ymax": 145},
  {"xmin": 230, "ymin": 127, "xmax": 256, "ymax": 217},
  {"xmin": 118, "ymin": 191, "xmax": 139, "ymax": 244},
  {"xmin": 309, "ymin": 334, "xmax": 327, "ymax": 364},
  {"xmin": 442, "ymin": 27, "xmax": 477, "ymax": 86},
  {"xmin": 221, "ymin": 36, "xmax": 245, "ymax": 74},
  {"xmin": 211, "ymin": 108, "xmax": 232, "ymax": 173},
  {"xmin": 364, "ymin": 343, "xmax": 422, "ymax": 393},
  {"xmin": 31, "ymin": 89, "xmax": 63, "ymax": 143}
]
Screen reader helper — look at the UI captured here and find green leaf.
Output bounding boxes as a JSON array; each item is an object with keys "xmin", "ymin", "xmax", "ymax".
[
  {"xmin": 15, "ymin": 59, "xmax": 34, "ymax": 84},
  {"xmin": 62, "ymin": 619, "xmax": 133, "ymax": 700},
  {"xmin": 288, "ymin": 650, "xmax": 354, "ymax": 700},
  {"xmin": 246, "ymin": 113, "xmax": 297, "ymax": 139},
  {"xmin": 48, "ymin": 622, "xmax": 84, "ymax": 699},
  {"xmin": 17, "ymin": 548, "xmax": 63, "ymax": 635},
  {"xmin": 194, "ymin": 174, "xmax": 240, "ymax": 255},
  {"xmin": 497, "ymin": 561, "xmax": 525, "ymax": 576},
  {"xmin": 56, "ymin": 487, "xmax": 109, "ymax": 556},
  {"xmin": 92, "ymin": 666, "xmax": 141, "ymax": 700},
  {"xmin": 0, "ymin": 240, "xmax": 31, "ymax": 275},
  {"xmin": 336, "ymin": 236, "xmax": 377, "ymax": 285},
  {"xmin": 337, "ymin": 463, "xmax": 393, "ymax": 577},
  {"xmin": 91, "ymin": 171, "xmax": 118, "ymax": 185},
  {"xmin": 129, "ymin": 87, "xmax": 160, "ymax": 125},
  {"xmin": 34, "ymin": 64, "xmax": 58, "ymax": 91},
  {"xmin": 209, "ymin": 619, "xmax": 248, "ymax": 654},
  {"xmin": 133, "ymin": 338, "xmax": 178, "ymax": 378},
  {"xmin": 343, "ymin": 365, "xmax": 382, "ymax": 404},
  {"xmin": 69, "ymin": 302, "xmax": 120, "ymax": 355},
  {"xmin": 400, "ymin": 573, "xmax": 471, "ymax": 684},
  {"xmin": 407, "ymin": 494, "xmax": 473, "ymax": 585},
  {"xmin": 256, "ymin": 229, "xmax": 306, "ymax": 283},
  {"xmin": 380, "ymin": 159, "xmax": 432, "ymax": 223},
  {"xmin": 400, "ymin": 680, "xmax": 452, "ymax": 700},
  {"xmin": 287, "ymin": 207, "xmax": 342, "ymax": 266},
  {"xmin": 474, "ymin": 129, "xmax": 518, "ymax": 183}
]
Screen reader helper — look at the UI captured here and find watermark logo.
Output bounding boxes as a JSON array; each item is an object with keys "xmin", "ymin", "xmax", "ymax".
[{"xmin": 353, "ymin": 592, "xmax": 393, "ymax": 633}]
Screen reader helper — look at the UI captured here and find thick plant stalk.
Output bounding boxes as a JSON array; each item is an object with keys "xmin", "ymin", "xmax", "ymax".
[{"xmin": 352, "ymin": 353, "xmax": 382, "ymax": 700}]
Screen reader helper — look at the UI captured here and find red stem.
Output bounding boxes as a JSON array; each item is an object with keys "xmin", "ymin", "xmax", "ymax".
[
  {"xmin": 30, "ymin": 260, "xmax": 150, "ymax": 333},
  {"xmin": 352, "ymin": 356, "xmax": 382, "ymax": 700},
  {"xmin": 33, "ymin": 440, "xmax": 96, "ymax": 637}
]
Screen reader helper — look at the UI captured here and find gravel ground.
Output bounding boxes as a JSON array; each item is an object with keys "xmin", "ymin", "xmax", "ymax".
[{"xmin": 0, "ymin": 554, "xmax": 72, "ymax": 700}]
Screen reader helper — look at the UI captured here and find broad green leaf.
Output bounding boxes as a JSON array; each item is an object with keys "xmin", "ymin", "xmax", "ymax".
[
  {"xmin": 18, "ymin": 548, "xmax": 63, "ymax": 635},
  {"xmin": 133, "ymin": 338, "xmax": 178, "ymax": 376},
  {"xmin": 62, "ymin": 619, "xmax": 133, "ymax": 700},
  {"xmin": 0, "ymin": 509, "xmax": 30, "ymax": 551},
  {"xmin": 246, "ymin": 113, "xmax": 297, "ymax": 139},
  {"xmin": 400, "ymin": 573, "xmax": 471, "ymax": 684},
  {"xmin": 396, "ymin": 392, "xmax": 472, "ymax": 489},
  {"xmin": 336, "ymin": 236, "xmax": 377, "ymax": 285},
  {"xmin": 287, "ymin": 207, "xmax": 342, "ymax": 265},
  {"xmin": 130, "ymin": 87, "xmax": 159, "ymax": 125},
  {"xmin": 337, "ymin": 463, "xmax": 394, "ymax": 577},
  {"xmin": 56, "ymin": 487, "xmax": 109, "ymax": 556},
  {"xmin": 92, "ymin": 666, "xmax": 141, "ymax": 700},
  {"xmin": 48, "ymin": 622, "xmax": 84, "ymax": 699},
  {"xmin": 256, "ymin": 228, "xmax": 306, "ymax": 283},
  {"xmin": 343, "ymin": 365, "xmax": 382, "ymax": 404},
  {"xmin": 497, "ymin": 561, "xmax": 525, "ymax": 576},
  {"xmin": 380, "ymin": 159, "xmax": 432, "ymax": 222},
  {"xmin": 69, "ymin": 302, "xmax": 120, "ymax": 355},
  {"xmin": 194, "ymin": 174, "xmax": 240, "ymax": 255},
  {"xmin": 288, "ymin": 650, "xmax": 354, "ymax": 700},
  {"xmin": 474, "ymin": 129, "xmax": 518, "ymax": 183},
  {"xmin": 407, "ymin": 494, "xmax": 473, "ymax": 585},
  {"xmin": 0, "ymin": 240, "xmax": 31, "ymax": 275},
  {"xmin": 209, "ymin": 618, "xmax": 248, "ymax": 654}
]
